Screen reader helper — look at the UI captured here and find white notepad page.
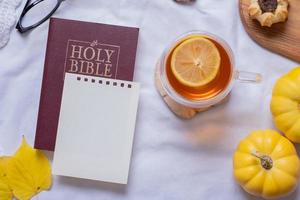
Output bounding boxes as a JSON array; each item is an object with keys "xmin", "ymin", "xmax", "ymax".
[{"xmin": 52, "ymin": 73, "xmax": 140, "ymax": 184}]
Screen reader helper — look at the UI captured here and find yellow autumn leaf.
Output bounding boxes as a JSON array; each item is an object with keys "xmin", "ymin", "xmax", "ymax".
[
  {"xmin": 7, "ymin": 137, "xmax": 52, "ymax": 200},
  {"xmin": 0, "ymin": 157, "xmax": 13, "ymax": 200}
]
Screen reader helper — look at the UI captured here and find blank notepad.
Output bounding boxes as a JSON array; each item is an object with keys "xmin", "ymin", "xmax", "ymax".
[{"xmin": 52, "ymin": 73, "xmax": 140, "ymax": 184}]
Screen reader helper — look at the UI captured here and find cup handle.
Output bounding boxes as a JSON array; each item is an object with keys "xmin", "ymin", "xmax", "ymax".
[{"xmin": 234, "ymin": 70, "xmax": 262, "ymax": 83}]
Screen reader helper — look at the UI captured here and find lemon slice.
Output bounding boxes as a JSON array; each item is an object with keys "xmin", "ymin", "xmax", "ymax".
[{"xmin": 171, "ymin": 37, "xmax": 221, "ymax": 87}]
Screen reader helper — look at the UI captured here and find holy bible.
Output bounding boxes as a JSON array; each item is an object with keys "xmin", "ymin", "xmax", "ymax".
[{"xmin": 35, "ymin": 18, "xmax": 139, "ymax": 151}]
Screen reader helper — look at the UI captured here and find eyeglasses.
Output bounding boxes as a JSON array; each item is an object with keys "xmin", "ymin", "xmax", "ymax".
[
  {"xmin": 16, "ymin": 0, "xmax": 64, "ymax": 33},
  {"xmin": 173, "ymin": 0, "xmax": 196, "ymax": 3}
]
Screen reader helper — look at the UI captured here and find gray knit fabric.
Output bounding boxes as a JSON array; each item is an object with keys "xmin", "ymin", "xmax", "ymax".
[{"xmin": 0, "ymin": 0, "xmax": 22, "ymax": 48}]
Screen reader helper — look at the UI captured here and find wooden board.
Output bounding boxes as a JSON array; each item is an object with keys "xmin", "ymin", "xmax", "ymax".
[{"xmin": 239, "ymin": 0, "xmax": 300, "ymax": 63}]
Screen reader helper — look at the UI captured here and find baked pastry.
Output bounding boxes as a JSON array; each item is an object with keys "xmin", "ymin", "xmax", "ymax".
[{"xmin": 248, "ymin": 0, "xmax": 289, "ymax": 27}]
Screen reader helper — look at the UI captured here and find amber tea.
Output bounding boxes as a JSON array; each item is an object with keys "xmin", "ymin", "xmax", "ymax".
[
  {"xmin": 165, "ymin": 35, "xmax": 233, "ymax": 101},
  {"xmin": 158, "ymin": 31, "xmax": 261, "ymax": 110}
]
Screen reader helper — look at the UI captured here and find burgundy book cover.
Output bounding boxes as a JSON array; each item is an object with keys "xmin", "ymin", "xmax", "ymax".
[{"xmin": 35, "ymin": 18, "xmax": 139, "ymax": 151}]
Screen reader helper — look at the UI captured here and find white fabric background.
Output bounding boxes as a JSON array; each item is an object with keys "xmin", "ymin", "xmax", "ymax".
[{"xmin": 0, "ymin": 0, "xmax": 299, "ymax": 199}]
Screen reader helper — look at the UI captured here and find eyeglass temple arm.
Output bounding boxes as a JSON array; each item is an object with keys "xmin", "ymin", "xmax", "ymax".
[
  {"xmin": 16, "ymin": 0, "xmax": 64, "ymax": 33},
  {"xmin": 24, "ymin": 0, "xmax": 45, "ymax": 12}
]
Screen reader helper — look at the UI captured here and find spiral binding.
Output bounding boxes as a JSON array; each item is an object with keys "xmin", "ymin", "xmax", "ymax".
[{"xmin": 76, "ymin": 76, "xmax": 132, "ymax": 89}]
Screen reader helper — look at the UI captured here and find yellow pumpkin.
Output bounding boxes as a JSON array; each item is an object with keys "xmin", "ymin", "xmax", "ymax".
[
  {"xmin": 233, "ymin": 130, "xmax": 300, "ymax": 199},
  {"xmin": 271, "ymin": 67, "xmax": 300, "ymax": 143}
]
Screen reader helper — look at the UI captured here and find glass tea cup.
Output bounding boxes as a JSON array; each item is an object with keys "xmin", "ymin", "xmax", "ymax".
[{"xmin": 157, "ymin": 31, "xmax": 262, "ymax": 109}]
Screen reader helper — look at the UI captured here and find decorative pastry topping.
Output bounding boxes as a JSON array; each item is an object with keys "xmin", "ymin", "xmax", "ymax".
[
  {"xmin": 258, "ymin": 0, "xmax": 278, "ymax": 13},
  {"xmin": 248, "ymin": 0, "xmax": 289, "ymax": 27}
]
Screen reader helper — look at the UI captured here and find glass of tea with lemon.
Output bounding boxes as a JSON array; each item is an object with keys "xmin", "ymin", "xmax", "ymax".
[{"xmin": 157, "ymin": 31, "xmax": 261, "ymax": 109}]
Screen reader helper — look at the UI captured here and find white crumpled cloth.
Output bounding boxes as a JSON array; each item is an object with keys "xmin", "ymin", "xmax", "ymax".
[
  {"xmin": 0, "ymin": 0, "xmax": 22, "ymax": 48},
  {"xmin": 0, "ymin": 0, "xmax": 299, "ymax": 199}
]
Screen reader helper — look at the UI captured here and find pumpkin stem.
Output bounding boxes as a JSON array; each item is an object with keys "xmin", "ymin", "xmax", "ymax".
[{"xmin": 251, "ymin": 151, "xmax": 273, "ymax": 170}]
